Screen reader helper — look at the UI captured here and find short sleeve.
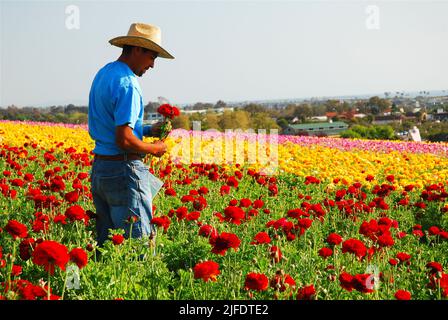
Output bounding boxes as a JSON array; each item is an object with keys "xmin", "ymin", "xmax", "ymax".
[{"xmin": 113, "ymin": 83, "xmax": 141, "ymax": 129}]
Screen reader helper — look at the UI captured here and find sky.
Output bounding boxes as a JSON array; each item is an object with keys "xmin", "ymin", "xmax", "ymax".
[{"xmin": 0, "ymin": 0, "xmax": 447, "ymax": 107}]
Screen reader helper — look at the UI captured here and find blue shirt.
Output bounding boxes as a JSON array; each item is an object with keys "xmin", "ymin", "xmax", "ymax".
[{"xmin": 88, "ymin": 61, "xmax": 151, "ymax": 155}]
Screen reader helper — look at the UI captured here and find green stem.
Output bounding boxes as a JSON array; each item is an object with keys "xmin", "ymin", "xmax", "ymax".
[{"xmin": 47, "ymin": 269, "xmax": 51, "ymax": 300}]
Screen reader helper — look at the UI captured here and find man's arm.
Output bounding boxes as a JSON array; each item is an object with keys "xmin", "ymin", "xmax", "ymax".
[{"xmin": 116, "ymin": 125, "xmax": 167, "ymax": 157}]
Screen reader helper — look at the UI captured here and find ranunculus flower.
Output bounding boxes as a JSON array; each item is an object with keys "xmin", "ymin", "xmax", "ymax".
[
  {"xmin": 245, "ymin": 272, "xmax": 269, "ymax": 291},
  {"xmin": 270, "ymin": 246, "xmax": 283, "ymax": 263},
  {"xmin": 151, "ymin": 216, "xmax": 171, "ymax": 233},
  {"xmin": 326, "ymin": 233, "xmax": 343, "ymax": 246},
  {"xmin": 193, "ymin": 261, "xmax": 220, "ymax": 282},
  {"xmin": 5, "ymin": 220, "xmax": 28, "ymax": 239},
  {"xmin": 198, "ymin": 224, "xmax": 218, "ymax": 241},
  {"xmin": 342, "ymin": 238, "xmax": 367, "ymax": 260},
  {"xmin": 64, "ymin": 190, "xmax": 79, "ymax": 203},
  {"xmin": 111, "ymin": 234, "xmax": 125, "ymax": 245},
  {"xmin": 395, "ymin": 290, "xmax": 411, "ymax": 300},
  {"xmin": 223, "ymin": 206, "xmax": 245, "ymax": 225},
  {"xmin": 69, "ymin": 248, "xmax": 88, "ymax": 269},
  {"xmin": 250, "ymin": 232, "xmax": 271, "ymax": 245},
  {"xmin": 32, "ymin": 240, "xmax": 70, "ymax": 275},
  {"xmin": 296, "ymin": 284, "xmax": 316, "ymax": 300},
  {"xmin": 210, "ymin": 232, "xmax": 241, "ymax": 256},
  {"xmin": 318, "ymin": 247, "xmax": 333, "ymax": 259},
  {"xmin": 65, "ymin": 205, "xmax": 86, "ymax": 222}
]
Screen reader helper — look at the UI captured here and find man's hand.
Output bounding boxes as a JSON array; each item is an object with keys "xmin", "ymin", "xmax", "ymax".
[
  {"xmin": 149, "ymin": 140, "xmax": 167, "ymax": 157},
  {"xmin": 116, "ymin": 124, "xmax": 167, "ymax": 156}
]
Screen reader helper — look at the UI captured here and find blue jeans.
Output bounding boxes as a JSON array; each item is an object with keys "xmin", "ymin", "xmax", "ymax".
[{"xmin": 90, "ymin": 158, "xmax": 158, "ymax": 247}]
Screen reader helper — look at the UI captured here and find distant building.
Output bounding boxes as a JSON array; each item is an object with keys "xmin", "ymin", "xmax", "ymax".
[
  {"xmin": 325, "ymin": 111, "xmax": 356, "ymax": 120},
  {"xmin": 431, "ymin": 112, "xmax": 448, "ymax": 122},
  {"xmin": 283, "ymin": 121, "xmax": 349, "ymax": 136},
  {"xmin": 372, "ymin": 115, "xmax": 402, "ymax": 125},
  {"xmin": 310, "ymin": 116, "xmax": 328, "ymax": 121},
  {"xmin": 145, "ymin": 112, "xmax": 164, "ymax": 124},
  {"xmin": 181, "ymin": 107, "xmax": 234, "ymax": 115}
]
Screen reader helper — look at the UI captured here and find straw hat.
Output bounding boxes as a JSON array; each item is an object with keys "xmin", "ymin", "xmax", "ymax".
[{"xmin": 109, "ymin": 23, "xmax": 174, "ymax": 59}]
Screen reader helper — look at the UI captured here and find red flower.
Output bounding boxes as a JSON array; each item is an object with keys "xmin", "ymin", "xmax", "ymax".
[
  {"xmin": 226, "ymin": 176, "xmax": 239, "ymax": 188},
  {"xmin": 296, "ymin": 284, "xmax": 316, "ymax": 300},
  {"xmin": 10, "ymin": 179, "xmax": 25, "ymax": 187},
  {"xmin": 397, "ymin": 252, "xmax": 411, "ymax": 262},
  {"xmin": 239, "ymin": 198, "xmax": 252, "ymax": 208},
  {"xmin": 428, "ymin": 226, "xmax": 440, "ymax": 236},
  {"xmin": 297, "ymin": 218, "xmax": 313, "ymax": 230},
  {"xmin": 77, "ymin": 172, "xmax": 89, "ymax": 180},
  {"xmin": 32, "ymin": 240, "xmax": 70, "ymax": 275},
  {"xmin": 111, "ymin": 234, "xmax": 125, "ymax": 245},
  {"xmin": 250, "ymin": 232, "xmax": 271, "ymax": 245},
  {"xmin": 11, "ymin": 265, "xmax": 23, "ymax": 277},
  {"xmin": 198, "ymin": 186, "xmax": 209, "ymax": 195},
  {"xmin": 270, "ymin": 273, "xmax": 296, "ymax": 292},
  {"xmin": 19, "ymin": 238, "xmax": 36, "ymax": 261},
  {"xmin": 220, "ymin": 185, "xmax": 230, "ymax": 196},
  {"xmin": 176, "ymin": 206, "xmax": 188, "ymax": 220},
  {"xmin": 65, "ymin": 205, "xmax": 86, "ymax": 222},
  {"xmin": 210, "ymin": 232, "xmax": 241, "ymax": 256},
  {"xmin": 5, "ymin": 220, "xmax": 28, "ymax": 239},
  {"xmin": 64, "ymin": 191, "xmax": 79, "ymax": 203},
  {"xmin": 389, "ymin": 258, "xmax": 398, "ymax": 266},
  {"xmin": 253, "ymin": 199, "xmax": 264, "ymax": 209},
  {"xmin": 244, "ymin": 272, "xmax": 269, "ymax": 291},
  {"xmin": 395, "ymin": 290, "xmax": 411, "ymax": 300},
  {"xmin": 181, "ymin": 195, "xmax": 194, "ymax": 203},
  {"xmin": 223, "ymin": 206, "xmax": 246, "ymax": 225},
  {"xmin": 69, "ymin": 248, "xmax": 88, "ymax": 269},
  {"xmin": 426, "ymin": 262, "xmax": 443, "ymax": 274},
  {"xmin": 151, "ymin": 216, "xmax": 171, "ymax": 232},
  {"xmin": 270, "ymin": 246, "xmax": 282, "ymax": 263},
  {"xmin": 165, "ymin": 188, "xmax": 176, "ymax": 196},
  {"xmin": 326, "ymin": 233, "xmax": 343, "ymax": 246},
  {"xmin": 193, "ymin": 261, "xmax": 220, "ymax": 282},
  {"xmin": 386, "ymin": 175, "xmax": 395, "ymax": 183},
  {"xmin": 186, "ymin": 211, "xmax": 200, "ymax": 221},
  {"xmin": 198, "ymin": 224, "xmax": 218, "ymax": 241},
  {"xmin": 157, "ymin": 104, "xmax": 180, "ymax": 119},
  {"xmin": 53, "ymin": 214, "xmax": 67, "ymax": 225},
  {"xmin": 377, "ymin": 232, "xmax": 395, "ymax": 247},
  {"xmin": 229, "ymin": 199, "xmax": 238, "ymax": 206},
  {"xmin": 193, "ymin": 197, "xmax": 207, "ymax": 211},
  {"xmin": 342, "ymin": 239, "xmax": 367, "ymax": 259},
  {"xmin": 318, "ymin": 247, "xmax": 333, "ymax": 259},
  {"xmin": 352, "ymin": 274, "xmax": 375, "ymax": 293}
]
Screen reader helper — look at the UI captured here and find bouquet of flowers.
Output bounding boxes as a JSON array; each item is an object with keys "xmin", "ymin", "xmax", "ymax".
[{"xmin": 157, "ymin": 103, "xmax": 180, "ymax": 140}]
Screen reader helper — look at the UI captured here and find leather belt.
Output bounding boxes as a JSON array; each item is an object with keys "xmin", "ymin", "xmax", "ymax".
[{"xmin": 94, "ymin": 153, "xmax": 144, "ymax": 161}]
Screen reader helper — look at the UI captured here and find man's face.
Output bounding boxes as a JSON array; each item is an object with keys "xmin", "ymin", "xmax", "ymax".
[{"xmin": 133, "ymin": 47, "xmax": 158, "ymax": 77}]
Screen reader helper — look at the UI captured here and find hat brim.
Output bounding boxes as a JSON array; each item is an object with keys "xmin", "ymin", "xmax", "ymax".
[{"xmin": 109, "ymin": 36, "xmax": 174, "ymax": 59}]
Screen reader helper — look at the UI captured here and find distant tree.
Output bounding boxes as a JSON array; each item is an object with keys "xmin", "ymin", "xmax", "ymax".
[
  {"xmin": 276, "ymin": 118, "xmax": 289, "ymax": 130},
  {"xmin": 203, "ymin": 112, "xmax": 220, "ymax": 130},
  {"xmin": 293, "ymin": 104, "xmax": 312, "ymax": 122},
  {"xmin": 214, "ymin": 100, "xmax": 227, "ymax": 109},
  {"xmin": 368, "ymin": 96, "xmax": 391, "ymax": 114},
  {"xmin": 325, "ymin": 100, "xmax": 340, "ymax": 112},
  {"xmin": 172, "ymin": 114, "xmax": 190, "ymax": 130},
  {"xmin": 244, "ymin": 103, "xmax": 266, "ymax": 114},
  {"xmin": 250, "ymin": 112, "xmax": 280, "ymax": 131},
  {"xmin": 144, "ymin": 102, "xmax": 159, "ymax": 114}
]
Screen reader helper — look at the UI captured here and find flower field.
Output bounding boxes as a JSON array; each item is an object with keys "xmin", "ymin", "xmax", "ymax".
[{"xmin": 0, "ymin": 120, "xmax": 447, "ymax": 300}]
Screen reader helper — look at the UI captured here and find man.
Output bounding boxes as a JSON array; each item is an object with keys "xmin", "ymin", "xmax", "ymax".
[{"xmin": 88, "ymin": 22, "xmax": 174, "ymax": 248}]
